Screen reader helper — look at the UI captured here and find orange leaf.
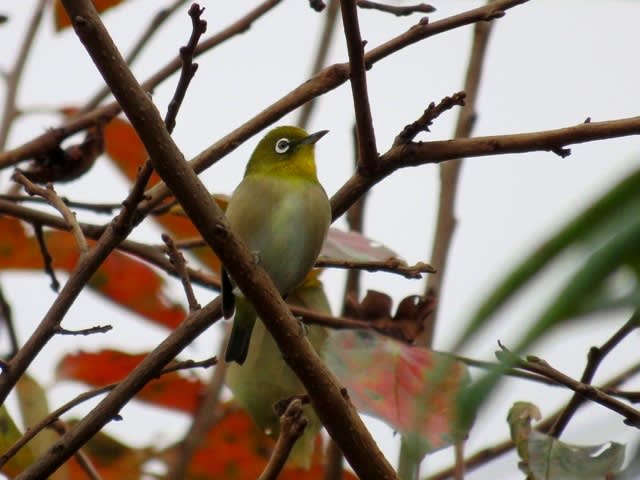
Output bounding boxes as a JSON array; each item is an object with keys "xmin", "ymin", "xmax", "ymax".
[
  {"xmin": 54, "ymin": 0, "xmax": 127, "ymax": 31},
  {"xmin": 56, "ymin": 350, "xmax": 206, "ymax": 413},
  {"xmin": 0, "ymin": 216, "xmax": 184, "ymax": 328}
]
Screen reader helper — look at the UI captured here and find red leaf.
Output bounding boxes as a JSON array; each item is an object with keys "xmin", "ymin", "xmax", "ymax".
[
  {"xmin": 321, "ymin": 228, "xmax": 398, "ymax": 262},
  {"xmin": 324, "ymin": 331, "xmax": 471, "ymax": 453},
  {"xmin": 0, "ymin": 216, "xmax": 185, "ymax": 328},
  {"xmin": 56, "ymin": 350, "xmax": 206, "ymax": 413}
]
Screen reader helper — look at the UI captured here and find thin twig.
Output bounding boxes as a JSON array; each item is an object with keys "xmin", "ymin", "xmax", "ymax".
[
  {"xmin": 162, "ymin": 234, "xmax": 201, "ymax": 311},
  {"xmin": 49, "ymin": 421, "xmax": 102, "ymax": 480},
  {"xmin": 0, "ymin": 0, "xmax": 47, "ymax": 150},
  {"xmin": 393, "ymin": 91, "xmax": 466, "ymax": 146},
  {"xmin": 33, "ymin": 223, "xmax": 60, "ymax": 292},
  {"xmin": 0, "ymin": 194, "xmax": 121, "ymax": 214},
  {"xmin": 257, "ymin": 399, "xmax": 308, "ymax": 480},
  {"xmin": 0, "ymin": 356, "xmax": 216, "ymax": 469},
  {"xmin": 164, "ymin": 3, "xmax": 207, "ymax": 134},
  {"xmin": 0, "ymin": 286, "xmax": 19, "ymax": 358},
  {"xmin": 13, "ymin": 171, "xmax": 90, "ymax": 259},
  {"xmin": 357, "ymin": 0, "xmax": 435, "ymax": 16},
  {"xmin": 418, "ymin": 8, "xmax": 495, "ymax": 347},
  {"xmin": 340, "ymin": 0, "xmax": 378, "ymax": 172},
  {"xmin": 298, "ymin": 0, "xmax": 341, "ymax": 128},
  {"xmin": 55, "ymin": 325, "xmax": 113, "ymax": 336},
  {"xmin": 83, "ymin": 0, "xmax": 190, "ymax": 111},
  {"xmin": 165, "ymin": 330, "xmax": 229, "ymax": 480},
  {"xmin": 316, "ymin": 257, "xmax": 435, "ymax": 279},
  {"xmin": 549, "ymin": 310, "xmax": 640, "ymax": 437},
  {"xmin": 498, "ymin": 345, "xmax": 640, "ymax": 428}
]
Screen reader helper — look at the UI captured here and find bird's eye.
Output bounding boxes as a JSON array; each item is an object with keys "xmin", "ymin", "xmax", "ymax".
[{"xmin": 274, "ymin": 138, "xmax": 290, "ymax": 154}]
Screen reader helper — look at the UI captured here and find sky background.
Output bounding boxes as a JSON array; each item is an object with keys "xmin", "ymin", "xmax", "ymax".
[{"xmin": 1, "ymin": 0, "xmax": 639, "ymax": 478}]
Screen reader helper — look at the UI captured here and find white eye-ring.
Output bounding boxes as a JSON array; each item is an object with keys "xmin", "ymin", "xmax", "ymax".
[{"xmin": 274, "ymin": 138, "xmax": 290, "ymax": 154}]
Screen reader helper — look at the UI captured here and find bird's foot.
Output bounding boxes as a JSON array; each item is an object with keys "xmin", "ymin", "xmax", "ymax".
[
  {"xmin": 294, "ymin": 316, "xmax": 308, "ymax": 337},
  {"xmin": 251, "ymin": 250, "xmax": 261, "ymax": 265}
]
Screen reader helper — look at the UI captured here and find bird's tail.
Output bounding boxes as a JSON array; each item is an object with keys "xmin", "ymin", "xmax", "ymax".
[{"xmin": 224, "ymin": 298, "xmax": 256, "ymax": 365}]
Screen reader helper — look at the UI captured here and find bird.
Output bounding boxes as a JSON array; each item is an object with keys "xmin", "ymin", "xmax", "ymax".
[{"xmin": 222, "ymin": 125, "xmax": 331, "ymax": 365}]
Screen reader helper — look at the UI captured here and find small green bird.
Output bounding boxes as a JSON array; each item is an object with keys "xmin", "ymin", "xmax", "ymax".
[{"xmin": 223, "ymin": 126, "xmax": 331, "ymax": 365}]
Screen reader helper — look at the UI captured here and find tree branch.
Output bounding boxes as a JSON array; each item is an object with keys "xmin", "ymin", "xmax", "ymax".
[
  {"xmin": 549, "ymin": 310, "xmax": 640, "ymax": 437},
  {"xmin": 0, "ymin": 0, "xmax": 47, "ymax": 150},
  {"xmin": 340, "ymin": 0, "xmax": 378, "ymax": 171},
  {"xmin": 15, "ymin": 2, "xmax": 397, "ymax": 479}
]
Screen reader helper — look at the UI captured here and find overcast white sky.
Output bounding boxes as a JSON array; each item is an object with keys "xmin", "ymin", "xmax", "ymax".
[{"xmin": 1, "ymin": 1, "xmax": 639, "ymax": 478}]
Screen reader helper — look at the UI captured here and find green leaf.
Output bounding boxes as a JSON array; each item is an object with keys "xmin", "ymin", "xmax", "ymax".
[
  {"xmin": 506, "ymin": 402, "xmax": 625, "ymax": 480},
  {"xmin": 456, "ymin": 167, "xmax": 640, "ymax": 350}
]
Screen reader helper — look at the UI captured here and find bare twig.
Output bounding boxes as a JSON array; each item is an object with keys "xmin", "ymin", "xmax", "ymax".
[
  {"xmin": 0, "ymin": 194, "xmax": 121, "ymax": 214},
  {"xmin": 162, "ymin": 234, "xmax": 201, "ymax": 311},
  {"xmin": 33, "ymin": 223, "xmax": 60, "ymax": 292},
  {"xmin": 549, "ymin": 310, "xmax": 640, "ymax": 437},
  {"xmin": 0, "ymin": 286, "xmax": 19, "ymax": 358},
  {"xmin": 165, "ymin": 331, "xmax": 229, "ymax": 480},
  {"xmin": 13, "ymin": 171, "xmax": 90, "ymax": 259},
  {"xmin": 357, "ymin": 0, "xmax": 435, "ymax": 16},
  {"xmin": 298, "ymin": 0, "xmax": 341, "ymax": 128},
  {"xmin": 164, "ymin": 3, "xmax": 207, "ymax": 134},
  {"xmin": 393, "ymin": 91, "xmax": 466, "ymax": 146},
  {"xmin": 418, "ymin": 9, "xmax": 495, "ymax": 347},
  {"xmin": 83, "ymin": 0, "xmax": 190, "ymax": 111},
  {"xmin": 0, "ymin": 356, "xmax": 216, "ymax": 470},
  {"xmin": 340, "ymin": 0, "xmax": 378, "ymax": 172},
  {"xmin": 316, "ymin": 256, "xmax": 435, "ymax": 279},
  {"xmin": 257, "ymin": 399, "xmax": 308, "ymax": 480},
  {"xmin": 55, "ymin": 325, "xmax": 113, "ymax": 336},
  {"xmin": 0, "ymin": 0, "xmax": 47, "ymax": 150},
  {"xmin": 498, "ymin": 345, "xmax": 640, "ymax": 428}
]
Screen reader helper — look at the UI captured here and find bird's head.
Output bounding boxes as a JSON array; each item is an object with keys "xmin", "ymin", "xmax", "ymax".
[{"xmin": 245, "ymin": 126, "xmax": 328, "ymax": 180}]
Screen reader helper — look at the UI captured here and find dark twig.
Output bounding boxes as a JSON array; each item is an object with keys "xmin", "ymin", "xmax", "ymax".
[
  {"xmin": 13, "ymin": 171, "xmax": 89, "ymax": 258},
  {"xmin": 33, "ymin": 223, "xmax": 60, "ymax": 292},
  {"xmin": 316, "ymin": 256, "xmax": 435, "ymax": 279},
  {"xmin": 83, "ymin": 0, "xmax": 190, "ymax": 111},
  {"xmin": 0, "ymin": 0, "xmax": 47, "ymax": 150},
  {"xmin": 257, "ymin": 399, "xmax": 308, "ymax": 480},
  {"xmin": 427, "ymin": 359, "xmax": 640, "ymax": 480},
  {"xmin": 0, "ymin": 286, "xmax": 19, "ymax": 359},
  {"xmin": 298, "ymin": 0, "xmax": 341, "ymax": 128},
  {"xmin": 55, "ymin": 325, "xmax": 113, "ymax": 336},
  {"xmin": 498, "ymin": 345, "xmax": 640, "ymax": 428},
  {"xmin": 162, "ymin": 234, "xmax": 201, "ymax": 311},
  {"xmin": 164, "ymin": 3, "xmax": 207, "ymax": 134},
  {"xmin": 357, "ymin": 0, "xmax": 435, "ymax": 16},
  {"xmin": 165, "ymin": 332, "xmax": 229, "ymax": 480},
  {"xmin": 48, "ymin": 421, "xmax": 102, "ymax": 480},
  {"xmin": 0, "ymin": 356, "xmax": 216, "ymax": 470},
  {"xmin": 340, "ymin": 0, "xmax": 378, "ymax": 172},
  {"xmin": 549, "ymin": 310, "xmax": 640, "ymax": 437},
  {"xmin": 0, "ymin": 194, "xmax": 121, "ymax": 214},
  {"xmin": 419, "ymin": 10, "xmax": 495, "ymax": 348},
  {"xmin": 393, "ymin": 91, "xmax": 466, "ymax": 146}
]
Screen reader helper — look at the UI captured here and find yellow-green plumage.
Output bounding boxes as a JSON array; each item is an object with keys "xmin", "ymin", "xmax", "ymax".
[{"xmin": 223, "ymin": 126, "xmax": 331, "ymax": 364}]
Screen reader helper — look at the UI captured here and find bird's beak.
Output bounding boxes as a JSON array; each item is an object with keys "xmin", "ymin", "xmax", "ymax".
[{"xmin": 298, "ymin": 129, "xmax": 329, "ymax": 146}]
